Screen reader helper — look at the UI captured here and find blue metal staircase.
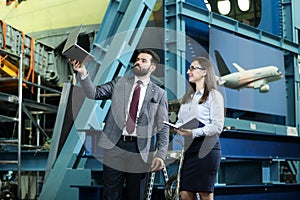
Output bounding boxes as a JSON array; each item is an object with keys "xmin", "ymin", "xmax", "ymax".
[{"xmin": 39, "ymin": 0, "xmax": 158, "ymax": 199}]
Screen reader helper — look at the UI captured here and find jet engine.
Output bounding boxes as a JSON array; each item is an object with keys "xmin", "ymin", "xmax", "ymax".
[{"xmin": 259, "ymin": 84, "xmax": 270, "ymax": 93}]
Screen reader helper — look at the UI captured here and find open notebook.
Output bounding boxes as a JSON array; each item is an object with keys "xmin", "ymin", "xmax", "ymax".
[{"xmin": 163, "ymin": 118, "xmax": 205, "ymax": 130}]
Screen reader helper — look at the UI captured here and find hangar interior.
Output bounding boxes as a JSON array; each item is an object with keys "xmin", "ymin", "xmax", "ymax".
[{"xmin": 0, "ymin": 0, "xmax": 300, "ymax": 199}]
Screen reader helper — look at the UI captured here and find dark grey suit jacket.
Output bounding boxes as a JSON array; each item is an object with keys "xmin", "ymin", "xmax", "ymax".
[{"xmin": 80, "ymin": 75, "xmax": 169, "ymax": 162}]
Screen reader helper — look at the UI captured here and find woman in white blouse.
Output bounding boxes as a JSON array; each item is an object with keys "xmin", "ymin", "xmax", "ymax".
[{"xmin": 174, "ymin": 56, "xmax": 224, "ymax": 200}]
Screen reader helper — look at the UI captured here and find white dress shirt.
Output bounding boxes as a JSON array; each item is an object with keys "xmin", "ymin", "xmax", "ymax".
[
  {"xmin": 122, "ymin": 77, "xmax": 149, "ymax": 136},
  {"xmin": 176, "ymin": 89, "xmax": 224, "ymax": 138}
]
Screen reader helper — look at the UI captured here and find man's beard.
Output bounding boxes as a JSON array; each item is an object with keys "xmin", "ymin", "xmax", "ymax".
[{"xmin": 132, "ymin": 65, "xmax": 151, "ymax": 76}]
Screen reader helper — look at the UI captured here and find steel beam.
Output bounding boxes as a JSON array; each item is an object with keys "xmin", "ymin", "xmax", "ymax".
[
  {"xmin": 220, "ymin": 130, "xmax": 300, "ymax": 160},
  {"xmin": 177, "ymin": 1, "xmax": 299, "ymax": 54}
]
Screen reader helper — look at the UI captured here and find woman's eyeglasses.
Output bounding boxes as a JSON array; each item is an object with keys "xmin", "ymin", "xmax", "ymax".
[{"xmin": 188, "ymin": 66, "xmax": 205, "ymax": 71}]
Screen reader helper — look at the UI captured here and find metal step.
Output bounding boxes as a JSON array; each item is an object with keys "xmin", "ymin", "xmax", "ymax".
[
  {"xmin": 0, "ymin": 92, "xmax": 18, "ymax": 103},
  {"xmin": 39, "ymin": 93, "xmax": 61, "ymax": 97},
  {"xmin": 0, "ymin": 114, "xmax": 18, "ymax": 122},
  {"xmin": 0, "ymin": 139, "xmax": 18, "ymax": 143},
  {"xmin": 0, "ymin": 160, "xmax": 18, "ymax": 164}
]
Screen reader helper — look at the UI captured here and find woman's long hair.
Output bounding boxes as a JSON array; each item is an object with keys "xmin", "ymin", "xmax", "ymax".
[{"xmin": 181, "ymin": 57, "xmax": 218, "ymax": 104}]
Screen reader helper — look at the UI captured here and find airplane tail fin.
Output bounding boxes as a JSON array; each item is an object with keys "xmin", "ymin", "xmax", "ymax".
[{"xmin": 214, "ymin": 50, "xmax": 231, "ymax": 76}]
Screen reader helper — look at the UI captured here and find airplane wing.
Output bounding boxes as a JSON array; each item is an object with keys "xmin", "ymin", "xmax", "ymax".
[
  {"xmin": 232, "ymin": 63, "xmax": 246, "ymax": 72},
  {"xmin": 252, "ymin": 79, "xmax": 267, "ymax": 88},
  {"xmin": 252, "ymin": 79, "xmax": 270, "ymax": 93}
]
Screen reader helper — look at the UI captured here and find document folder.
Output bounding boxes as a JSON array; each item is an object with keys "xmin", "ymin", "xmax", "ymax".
[{"xmin": 163, "ymin": 118, "xmax": 205, "ymax": 130}]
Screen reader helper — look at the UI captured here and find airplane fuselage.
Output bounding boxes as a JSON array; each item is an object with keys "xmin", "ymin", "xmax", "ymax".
[{"xmin": 220, "ymin": 66, "xmax": 282, "ymax": 91}]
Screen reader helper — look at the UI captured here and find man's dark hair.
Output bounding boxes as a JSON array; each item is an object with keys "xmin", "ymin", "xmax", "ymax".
[{"xmin": 139, "ymin": 49, "xmax": 160, "ymax": 66}]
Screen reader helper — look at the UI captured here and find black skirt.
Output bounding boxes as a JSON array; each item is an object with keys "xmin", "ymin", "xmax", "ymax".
[{"xmin": 180, "ymin": 135, "xmax": 221, "ymax": 193}]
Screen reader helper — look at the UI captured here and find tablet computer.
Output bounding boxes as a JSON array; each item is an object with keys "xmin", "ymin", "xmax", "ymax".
[{"xmin": 62, "ymin": 25, "xmax": 94, "ymax": 64}]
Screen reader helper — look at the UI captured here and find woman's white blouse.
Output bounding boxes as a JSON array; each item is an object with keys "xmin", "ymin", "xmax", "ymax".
[{"xmin": 176, "ymin": 89, "xmax": 224, "ymax": 138}]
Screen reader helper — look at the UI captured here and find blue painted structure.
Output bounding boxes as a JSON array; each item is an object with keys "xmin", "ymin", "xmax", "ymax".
[
  {"xmin": 1, "ymin": 0, "xmax": 300, "ymax": 199},
  {"xmin": 164, "ymin": 0, "xmax": 299, "ymax": 132},
  {"xmin": 72, "ymin": 129, "xmax": 300, "ymax": 199},
  {"xmin": 186, "ymin": 0, "xmax": 283, "ymax": 37},
  {"xmin": 38, "ymin": 0, "xmax": 300, "ymax": 199},
  {"xmin": 162, "ymin": 1, "xmax": 300, "ymax": 199}
]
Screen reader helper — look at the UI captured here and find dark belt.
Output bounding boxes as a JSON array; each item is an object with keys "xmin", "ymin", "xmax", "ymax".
[{"xmin": 122, "ymin": 135, "xmax": 137, "ymax": 142}]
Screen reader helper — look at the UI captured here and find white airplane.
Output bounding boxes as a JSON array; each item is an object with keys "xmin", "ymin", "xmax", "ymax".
[{"xmin": 214, "ymin": 50, "xmax": 283, "ymax": 93}]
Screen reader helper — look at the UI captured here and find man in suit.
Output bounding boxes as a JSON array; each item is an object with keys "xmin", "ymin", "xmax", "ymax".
[{"xmin": 71, "ymin": 49, "xmax": 169, "ymax": 200}]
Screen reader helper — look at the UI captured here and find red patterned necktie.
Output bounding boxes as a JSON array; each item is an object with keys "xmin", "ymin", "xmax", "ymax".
[{"xmin": 126, "ymin": 80, "xmax": 142, "ymax": 134}]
